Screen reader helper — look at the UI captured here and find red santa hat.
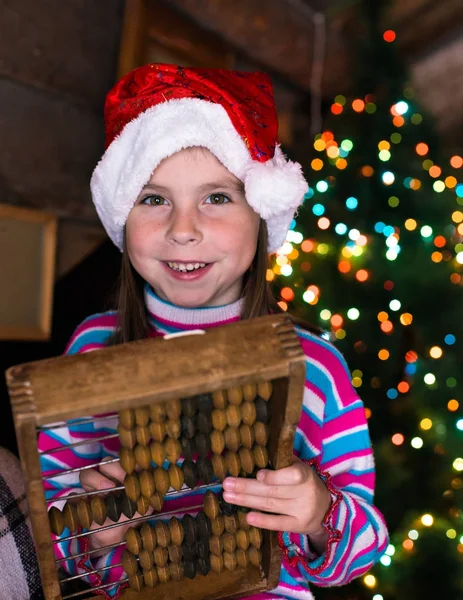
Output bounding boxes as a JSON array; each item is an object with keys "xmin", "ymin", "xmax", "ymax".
[{"xmin": 91, "ymin": 63, "xmax": 308, "ymax": 253}]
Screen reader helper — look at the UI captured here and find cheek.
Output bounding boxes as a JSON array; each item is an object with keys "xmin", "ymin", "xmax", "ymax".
[{"xmin": 126, "ymin": 214, "xmax": 162, "ymax": 257}]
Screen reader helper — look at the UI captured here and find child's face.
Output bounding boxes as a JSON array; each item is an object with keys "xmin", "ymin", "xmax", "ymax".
[{"xmin": 126, "ymin": 148, "xmax": 260, "ymax": 308}]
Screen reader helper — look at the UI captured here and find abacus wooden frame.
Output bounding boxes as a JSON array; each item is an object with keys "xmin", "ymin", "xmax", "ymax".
[{"xmin": 6, "ymin": 314, "xmax": 306, "ymax": 600}]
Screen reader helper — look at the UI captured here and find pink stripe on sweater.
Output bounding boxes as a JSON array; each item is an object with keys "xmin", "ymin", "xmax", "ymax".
[
  {"xmin": 323, "ymin": 406, "xmax": 367, "ymax": 438},
  {"xmin": 152, "ymin": 313, "xmax": 240, "ymax": 330},
  {"xmin": 321, "ymin": 448, "xmax": 371, "ymax": 471}
]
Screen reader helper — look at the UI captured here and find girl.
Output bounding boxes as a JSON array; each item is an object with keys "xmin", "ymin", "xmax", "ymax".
[{"xmin": 39, "ymin": 64, "xmax": 388, "ymax": 599}]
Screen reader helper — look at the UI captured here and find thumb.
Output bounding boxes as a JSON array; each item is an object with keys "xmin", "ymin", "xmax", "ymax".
[{"xmin": 80, "ymin": 468, "xmax": 116, "ymax": 492}]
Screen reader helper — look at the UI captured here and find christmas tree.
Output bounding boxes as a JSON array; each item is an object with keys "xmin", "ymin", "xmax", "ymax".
[{"xmin": 272, "ymin": 2, "xmax": 463, "ymax": 598}]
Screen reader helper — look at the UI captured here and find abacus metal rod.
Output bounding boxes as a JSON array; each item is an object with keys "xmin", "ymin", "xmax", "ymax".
[
  {"xmin": 38, "ymin": 414, "xmax": 118, "ymax": 431},
  {"xmin": 39, "ymin": 433, "xmax": 119, "ymax": 455},
  {"xmin": 63, "ymin": 562, "xmax": 120, "ymax": 583},
  {"xmin": 46, "ymin": 485, "xmax": 124, "ymax": 503},
  {"xmin": 43, "ymin": 457, "xmax": 121, "ymax": 480},
  {"xmin": 56, "ymin": 541, "xmax": 124, "ymax": 563},
  {"xmin": 62, "ymin": 577, "xmax": 127, "ymax": 600}
]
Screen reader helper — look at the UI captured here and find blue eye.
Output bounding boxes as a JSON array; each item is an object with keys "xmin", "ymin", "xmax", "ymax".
[
  {"xmin": 142, "ymin": 195, "xmax": 167, "ymax": 206},
  {"xmin": 206, "ymin": 193, "xmax": 231, "ymax": 205}
]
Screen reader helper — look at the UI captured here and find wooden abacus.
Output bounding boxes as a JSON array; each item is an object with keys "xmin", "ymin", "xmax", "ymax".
[{"xmin": 6, "ymin": 314, "xmax": 306, "ymax": 600}]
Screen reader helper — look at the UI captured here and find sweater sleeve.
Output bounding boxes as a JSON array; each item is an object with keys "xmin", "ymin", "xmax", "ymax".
[{"xmin": 278, "ymin": 333, "xmax": 389, "ymax": 587}]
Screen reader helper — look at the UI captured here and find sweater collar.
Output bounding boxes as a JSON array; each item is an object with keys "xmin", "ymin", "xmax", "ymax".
[{"xmin": 144, "ymin": 284, "xmax": 244, "ymax": 334}]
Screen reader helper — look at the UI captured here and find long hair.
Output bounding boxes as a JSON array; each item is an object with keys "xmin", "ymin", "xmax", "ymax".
[{"xmin": 108, "ymin": 220, "xmax": 318, "ymax": 345}]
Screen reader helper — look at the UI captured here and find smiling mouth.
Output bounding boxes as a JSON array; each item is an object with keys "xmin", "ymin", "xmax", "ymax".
[{"xmin": 165, "ymin": 261, "xmax": 209, "ymax": 272}]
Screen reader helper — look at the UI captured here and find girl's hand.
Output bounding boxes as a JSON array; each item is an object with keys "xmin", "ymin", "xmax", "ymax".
[
  {"xmin": 79, "ymin": 457, "xmax": 152, "ymax": 556},
  {"xmin": 222, "ymin": 456, "xmax": 332, "ymax": 552}
]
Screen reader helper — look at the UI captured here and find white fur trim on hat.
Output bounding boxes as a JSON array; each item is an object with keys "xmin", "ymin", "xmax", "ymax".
[{"xmin": 91, "ymin": 98, "xmax": 308, "ymax": 252}]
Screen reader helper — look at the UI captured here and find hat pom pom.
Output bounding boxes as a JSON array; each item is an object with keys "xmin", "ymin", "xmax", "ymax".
[{"xmin": 244, "ymin": 152, "xmax": 308, "ymax": 220}]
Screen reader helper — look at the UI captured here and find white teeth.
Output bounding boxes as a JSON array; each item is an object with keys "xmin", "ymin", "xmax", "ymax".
[{"xmin": 167, "ymin": 262, "xmax": 207, "ymax": 272}]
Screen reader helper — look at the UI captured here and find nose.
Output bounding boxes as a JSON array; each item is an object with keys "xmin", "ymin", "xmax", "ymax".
[{"xmin": 167, "ymin": 207, "xmax": 203, "ymax": 245}]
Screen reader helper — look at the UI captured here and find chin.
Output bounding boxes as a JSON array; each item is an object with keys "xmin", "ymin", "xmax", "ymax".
[{"xmin": 163, "ymin": 289, "xmax": 219, "ymax": 308}]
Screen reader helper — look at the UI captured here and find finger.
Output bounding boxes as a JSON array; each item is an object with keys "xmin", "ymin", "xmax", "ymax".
[
  {"xmin": 80, "ymin": 468, "xmax": 116, "ymax": 492},
  {"xmin": 255, "ymin": 461, "xmax": 310, "ymax": 486},
  {"xmin": 99, "ymin": 457, "xmax": 127, "ymax": 483},
  {"xmin": 246, "ymin": 511, "xmax": 300, "ymax": 533},
  {"xmin": 222, "ymin": 490, "xmax": 294, "ymax": 516},
  {"xmin": 223, "ymin": 477, "xmax": 299, "ymax": 500}
]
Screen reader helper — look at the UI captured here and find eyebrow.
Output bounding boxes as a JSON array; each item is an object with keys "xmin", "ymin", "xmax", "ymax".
[{"xmin": 141, "ymin": 179, "xmax": 245, "ymax": 195}]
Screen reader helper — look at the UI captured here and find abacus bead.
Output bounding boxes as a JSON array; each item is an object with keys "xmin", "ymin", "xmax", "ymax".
[
  {"xmin": 225, "ymin": 450, "xmax": 241, "ymax": 477},
  {"xmin": 150, "ymin": 441, "xmax": 165, "ymax": 467},
  {"xmin": 239, "ymin": 423, "xmax": 255, "ymax": 450},
  {"xmin": 182, "ymin": 514, "xmax": 197, "ymax": 545},
  {"xmin": 182, "ymin": 397, "xmax": 197, "ymax": 417},
  {"xmin": 197, "ymin": 393, "xmax": 213, "ymax": 412},
  {"xmin": 203, "ymin": 490, "xmax": 220, "ymax": 519},
  {"xmin": 224, "ymin": 514, "xmax": 239, "ymax": 534},
  {"xmin": 181, "ymin": 541, "xmax": 196, "ymax": 562},
  {"xmin": 136, "ymin": 425, "xmax": 151, "ymax": 446},
  {"xmin": 63, "ymin": 502, "xmax": 79, "ymax": 532},
  {"xmin": 143, "ymin": 568, "xmax": 158, "ymax": 588},
  {"xmin": 149, "ymin": 422, "xmax": 166, "ymax": 443},
  {"xmin": 181, "ymin": 416, "xmax": 196, "ymax": 439},
  {"xmin": 181, "ymin": 437, "xmax": 196, "ymax": 460},
  {"xmin": 124, "ymin": 473, "xmax": 141, "ymax": 502},
  {"xmin": 253, "ymin": 445, "xmax": 269, "ymax": 469},
  {"xmin": 196, "ymin": 556, "xmax": 210, "ymax": 576},
  {"xmin": 166, "ymin": 419, "xmax": 182, "ymax": 439},
  {"xmin": 257, "ymin": 381, "xmax": 273, "ymax": 401},
  {"xmin": 219, "ymin": 493, "xmax": 237, "ymax": 516},
  {"xmin": 197, "ymin": 411, "xmax": 213, "ymax": 434},
  {"xmin": 139, "ymin": 470, "xmax": 155, "ymax": 499},
  {"xmin": 211, "ymin": 409, "xmax": 227, "ymax": 432},
  {"xmin": 194, "ymin": 432, "xmax": 211, "ymax": 458},
  {"xmin": 168, "ymin": 463, "xmax": 184, "ymax": 491},
  {"xmin": 248, "ymin": 546, "xmax": 262, "ymax": 567},
  {"xmin": 227, "ymin": 387, "xmax": 243, "ymax": 406},
  {"xmin": 210, "ymin": 515, "xmax": 225, "ymax": 536},
  {"xmin": 196, "ymin": 539, "xmax": 209, "ymax": 559},
  {"xmin": 118, "ymin": 424, "xmax": 137, "ymax": 449},
  {"xmin": 226, "ymin": 405, "xmax": 242, "ymax": 429},
  {"xmin": 241, "ymin": 402, "xmax": 257, "ymax": 426},
  {"xmin": 242, "ymin": 383, "xmax": 257, "ymax": 402},
  {"xmin": 197, "ymin": 457, "xmax": 214, "ymax": 484},
  {"xmin": 223, "ymin": 551, "xmax": 237, "ymax": 571},
  {"xmin": 210, "ymin": 554, "xmax": 224, "ymax": 573},
  {"xmin": 126, "ymin": 528, "xmax": 143, "ymax": 555},
  {"xmin": 106, "ymin": 493, "xmax": 119, "ymax": 522},
  {"xmin": 211, "ymin": 454, "xmax": 227, "ymax": 481},
  {"xmin": 168, "ymin": 544, "xmax": 183, "ymax": 564},
  {"xmin": 141, "ymin": 523, "xmax": 157, "ymax": 551},
  {"xmin": 224, "ymin": 427, "xmax": 241, "ymax": 453},
  {"xmin": 139, "ymin": 549, "xmax": 154, "ymax": 570},
  {"xmin": 77, "ymin": 499, "xmax": 92, "ymax": 529},
  {"xmin": 209, "ymin": 535, "xmax": 223, "ymax": 556},
  {"xmin": 122, "ymin": 550, "xmax": 139, "ymax": 576},
  {"xmin": 150, "ymin": 403, "xmax": 166, "ymax": 423},
  {"xmin": 153, "ymin": 546, "xmax": 168, "ymax": 567},
  {"xmin": 135, "ymin": 444, "xmax": 152, "ymax": 469},
  {"xmin": 239, "ymin": 447, "xmax": 255, "ymax": 475},
  {"xmin": 222, "ymin": 532, "xmax": 237, "ymax": 553},
  {"xmin": 182, "ymin": 459, "xmax": 198, "ymax": 489},
  {"xmin": 90, "ymin": 496, "xmax": 107, "ymax": 525},
  {"xmin": 196, "ymin": 511, "xmax": 212, "ymax": 540},
  {"xmin": 119, "ymin": 409, "xmax": 135, "ymax": 430},
  {"xmin": 135, "ymin": 406, "xmax": 150, "ymax": 427},
  {"xmin": 236, "ymin": 548, "xmax": 249, "ymax": 568},
  {"xmin": 154, "ymin": 468, "xmax": 170, "ymax": 496},
  {"xmin": 164, "ymin": 438, "xmax": 182, "ymax": 463},
  {"xmin": 212, "ymin": 389, "xmax": 227, "ymax": 409},
  {"xmin": 156, "ymin": 565, "xmax": 171, "ymax": 583},
  {"xmin": 120, "ymin": 447, "xmax": 136, "ymax": 474},
  {"xmin": 169, "ymin": 517, "xmax": 184, "ymax": 546},
  {"xmin": 118, "ymin": 493, "xmax": 137, "ymax": 519},
  {"xmin": 255, "ymin": 396, "xmax": 269, "ymax": 423},
  {"xmin": 254, "ymin": 422, "xmax": 269, "ymax": 447},
  {"xmin": 49, "ymin": 507, "xmax": 64, "ymax": 535},
  {"xmin": 154, "ymin": 521, "xmax": 171, "ymax": 548},
  {"xmin": 165, "ymin": 399, "xmax": 182, "ymax": 420},
  {"xmin": 249, "ymin": 526, "xmax": 263, "ymax": 548},
  {"xmin": 236, "ymin": 529, "xmax": 250, "ymax": 550},
  {"xmin": 128, "ymin": 573, "xmax": 144, "ymax": 591},
  {"xmin": 149, "ymin": 492, "xmax": 164, "ymax": 511},
  {"xmin": 237, "ymin": 510, "xmax": 250, "ymax": 531},
  {"xmin": 210, "ymin": 430, "xmax": 225, "ymax": 455},
  {"xmin": 137, "ymin": 495, "xmax": 151, "ymax": 515},
  {"xmin": 184, "ymin": 561, "xmax": 196, "ymax": 579},
  {"xmin": 170, "ymin": 562, "xmax": 184, "ymax": 582}
]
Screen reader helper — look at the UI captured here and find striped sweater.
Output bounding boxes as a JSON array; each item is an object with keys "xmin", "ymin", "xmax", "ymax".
[{"xmin": 39, "ymin": 286, "xmax": 388, "ymax": 599}]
